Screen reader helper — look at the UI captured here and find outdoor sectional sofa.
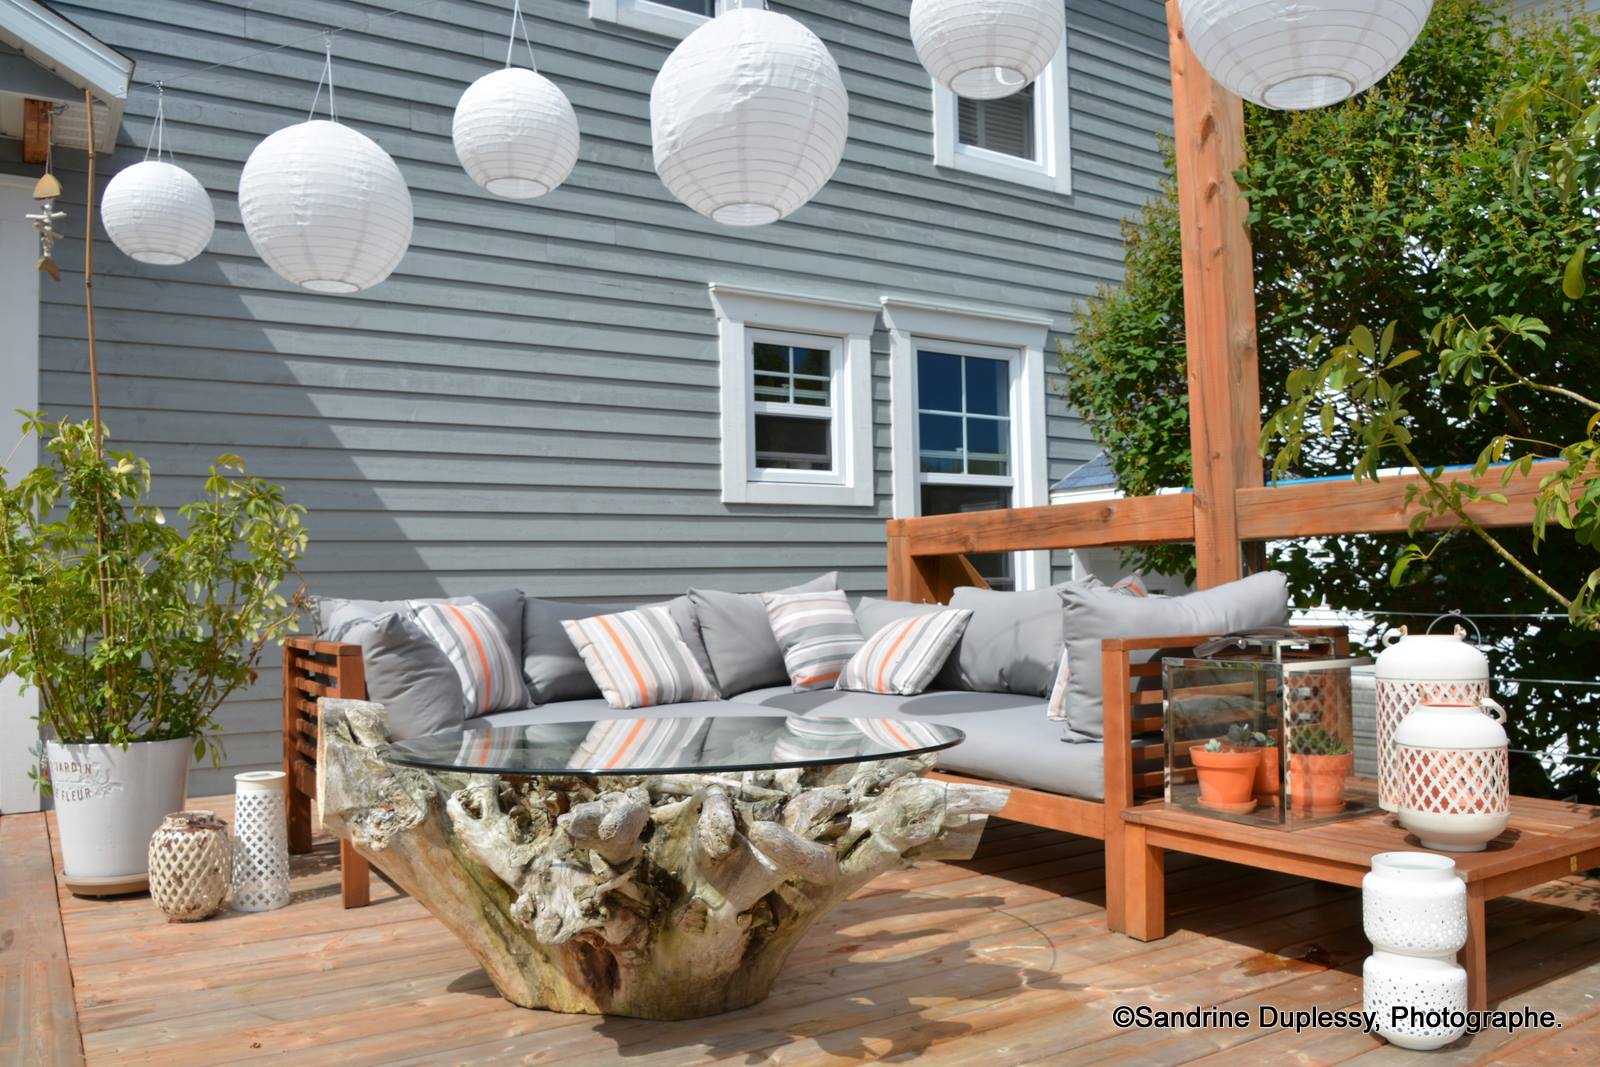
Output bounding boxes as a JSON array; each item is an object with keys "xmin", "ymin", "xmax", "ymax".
[{"xmin": 282, "ymin": 575, "xmax": 1336, "ymax": 922}]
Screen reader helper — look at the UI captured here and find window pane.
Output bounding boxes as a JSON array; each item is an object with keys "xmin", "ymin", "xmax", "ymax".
[
  {"xmin": 653, "ymin": 0, "xmax": 716, "ymax": 15},
  {"xmin": 958, "ymin": 86, "xmax": 1036, "ymax": 161},
  {"xmin": 919, "ymin": 484, "xmax": 1014, "ymax": 590},
  {"xmin": 791, "ymin": 377, "xmax": 831, "ymax": 406},
  {"xmin": 753, "ymin": 374, "xmax": 790, "ymax": 403},
  {"xmin": 753, "ymin": 343, "xmax": 788, "ymax": 374},
  {"xmin": 964, "ymin": 356, "xmax": 1008, "ymax": 416},
  {"xmin": 755, "ymin": 414, "xmax": 831, "ymax": 471},
  {"xmin": 791, "ymin": 346, "xmax": 830, "ymax": 379},
  {"xmin": 918, "ymin": 413, "xmax": 963, "ymax": 474},
  {"xmin": 917, "ymin": 351, "xmax": 963, "ymax": 413},
  {"xmin": 966, "ymin": 417, "xmax": 1009, "ymax": 476}
]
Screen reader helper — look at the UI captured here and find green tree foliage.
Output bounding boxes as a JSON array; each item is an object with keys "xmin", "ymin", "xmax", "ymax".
[
  {"xmin": 0, "ymin": 416, "xmax": 308, "ymax": 768},
  {"xmin": 1058, "ymin": 0, "xmax": 1600, "ymax": 801}
]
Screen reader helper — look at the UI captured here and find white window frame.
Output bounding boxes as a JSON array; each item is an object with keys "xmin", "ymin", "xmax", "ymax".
[
  {"xmin": 589, "ymin": 0, "xmax": 722, "ymax": 40},
  {"xmin": 712, "ymin": 285, "xmax": 877, "ymax": 507},
  {"xmin": 748, "ymin": 327, "xmax": 842, "ymax": 485},
  {"xmin": 931, "ymin": 37, "xmax": 1072, "ymax": 195},
  {"xmin": 883, "ymin": 297, "xmax": 1052, "ymax": 590}
]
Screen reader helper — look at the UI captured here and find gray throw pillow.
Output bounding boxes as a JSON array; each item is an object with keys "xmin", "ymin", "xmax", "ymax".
[
  {"xmin": 853, "ymin": 596, "xmax": 942, "ymax": 638},
  {"xmin": 687, "ymin": 572, "xmax": 838, "ymax": 696},
  {"xmin": 1056, "ymin": 571, "xmax": 1289, "ymax": 742},
  {"xmin": 316, "ymin": 588, "xmax": 523, "ymax": 654},
  {"xmin": 524, "ymin": 595, "xmax": 692, "ymax": 704},
  {"xmin": 330, "ymin": 613, "xmax": 465, "ymax": 740},
  {"xmin": 937, "ymin": 583, "xmax": 1088, "ymax": 697}
]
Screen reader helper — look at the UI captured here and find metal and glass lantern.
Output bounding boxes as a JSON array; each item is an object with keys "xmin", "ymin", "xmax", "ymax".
[{"xmin": 1163, "ymin": 630, "xmax": 1375, "ymax": 828}]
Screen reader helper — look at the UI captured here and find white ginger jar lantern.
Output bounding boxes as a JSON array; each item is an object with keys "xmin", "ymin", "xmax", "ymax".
[{"xmin": 1375, "ymin": 627, "xmax": 1490, "ymax": 811}]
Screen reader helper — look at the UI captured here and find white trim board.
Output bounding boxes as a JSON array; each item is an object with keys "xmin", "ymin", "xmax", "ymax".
[{"xmin": 1, "ymin": 174, "xmax": 41, "ymax": 813}]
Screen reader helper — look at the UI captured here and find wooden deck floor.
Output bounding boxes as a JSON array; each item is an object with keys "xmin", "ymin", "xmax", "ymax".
[{"xmin": 7, "ymin": 796, "xmax": 1600, "ymax": 1066}]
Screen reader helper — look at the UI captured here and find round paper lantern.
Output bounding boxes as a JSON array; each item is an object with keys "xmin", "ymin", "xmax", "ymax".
[
  {"xmin": 238, "ymin": 120, "xmax": 413, "ymax": 294},
  {"xmin": 651, "ymin": 9, "xmax": 849, "ymax": 227},
  {"xmin": 100, "ymin": 160, "xmax": 214, "ymax": 266},
  {"xmin": 909, "ymin": 0, "xmax": 1065, "ymax": 101},
  {"xmin": 453, "ymin": 67, "xmax": 580, "ymax": 199},
  {"xmin": 1179, "ymin": 0, "xmax": 1433, "ymax": 111}
]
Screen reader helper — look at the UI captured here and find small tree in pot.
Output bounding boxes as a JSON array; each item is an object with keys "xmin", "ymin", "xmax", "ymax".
[{"xmin": 0, "ymin": 415, "xmax": 307, "ymax": 892}]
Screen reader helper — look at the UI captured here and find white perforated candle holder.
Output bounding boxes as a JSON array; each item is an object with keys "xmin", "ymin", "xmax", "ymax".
[
  {"xmin": 231, "ymin": 770, "xmax": 291, "ymax": 912},
  {"xmin": 1361, "ymin": 852, "xmax": 1469, "ymax": 1050},
  {"xmin": 1394, "ymin": 699, "xmax": 1510, "ymax": 853}
]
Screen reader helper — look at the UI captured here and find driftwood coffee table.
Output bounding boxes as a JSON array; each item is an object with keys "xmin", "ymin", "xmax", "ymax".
[{"xmin": 317, "ymin": 700, "xmax": 1008, "ymax": 1019}]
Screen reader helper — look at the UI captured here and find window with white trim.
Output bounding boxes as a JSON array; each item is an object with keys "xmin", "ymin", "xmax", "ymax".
[
  {"xmin": 932, "ymin": 38, "xmax": 1071, "ymax": 195},
  {"xmin": 712, "ymin": 286, "xmax": 877, "ymax": 507},
  {"xmin": 883, "ymin": 298, "xmax": 1053, "ymax": 589},
  {"xmin": 589, "ymin": 0, "xmax": 721, "ymax": 40}
]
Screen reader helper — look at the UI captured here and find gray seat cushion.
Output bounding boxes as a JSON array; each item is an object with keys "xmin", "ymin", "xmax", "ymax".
[{"xmin": 730, "ymin": 686, "xmax": 1105, "ymax": 801}]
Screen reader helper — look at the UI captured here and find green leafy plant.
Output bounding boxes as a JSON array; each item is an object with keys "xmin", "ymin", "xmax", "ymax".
[
  {"xmin": 1288, "ymin": 726, "xmax": 1350, "ymax": 757},
  {"xmin": 0, "ymin": 415, "xmax": 308, "ymax": 770}
]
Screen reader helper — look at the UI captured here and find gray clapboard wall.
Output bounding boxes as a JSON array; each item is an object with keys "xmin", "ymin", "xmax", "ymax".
[{"xmin": 5, "ymin": 0, "xmax": 1171, "ymax": 793}]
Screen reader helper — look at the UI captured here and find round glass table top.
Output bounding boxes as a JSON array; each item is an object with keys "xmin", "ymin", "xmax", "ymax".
[{"xmin": 383, "ymin": 714, "xmax": 964, "ymax": 778}]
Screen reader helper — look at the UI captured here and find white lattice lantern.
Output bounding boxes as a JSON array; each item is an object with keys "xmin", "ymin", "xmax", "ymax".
[
  {"xmin": 231, "ymin": 770, "xmax": 291, "ymax": 912},
  {"xmin": 238, "ymin": 120, "xmax": 414, "ymax": 293},
  {"xmin": 1178, "ymin": 0, "xmax": 1434, "ymax": 110},
  {"xmin": 1362, "ymin": 852, "xmax": 1469, "ymax": 1050},
  {"xmin": 100, "ymin": 160, "xmax": 215, "ymax": 265},
  {"xmin": 651, "ymin": 9, "xmax": 849, "ymax": 226},
  {"xmin": 1375, "ymin": 629, "xmax": 1491, "ymax": 811},
  {"xmin": 909, "ymin": 0, "xmax": 1065, "ymax": 100},
  {"xmin": 1394, "ymin": 699, "xmax": 1510, "ymax": 852},
  {"xmin": 453, "ymin": 68, "xmax": 580, "ymax": 199}
]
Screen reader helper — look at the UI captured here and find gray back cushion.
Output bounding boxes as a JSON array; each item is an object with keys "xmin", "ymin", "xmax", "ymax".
[
  {"xmin": 937, "ymin": 584, "xmax": 1074, "ymax": 697},
  {"xmin": 686, "ymin": 572, "xmax": 838, "ymax": 696},
  {"xmin": 317, "ymin": 588, "xmax": 523, "ymax": 653},
  {"xmin": 330, "ymin": 613, "xmax": 465, "ymax": 740},
  {"xmin": 1057, "ymin": 571, "xmax": 1289, "ymax": 742},
  {"xmin": 853, "ymin": 597, "xmax": 942, "ymax": 638}
]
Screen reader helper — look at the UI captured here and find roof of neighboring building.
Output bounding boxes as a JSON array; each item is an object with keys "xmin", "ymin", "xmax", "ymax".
[{"xmin": 1051, "ymin": 451, "xmax": 1116, "ymax": 493}]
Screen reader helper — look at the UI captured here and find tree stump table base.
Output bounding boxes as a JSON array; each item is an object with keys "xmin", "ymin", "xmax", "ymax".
[{"xmin": 317, "ymin": 699, "xmax": 1009, "ymax": 1019}]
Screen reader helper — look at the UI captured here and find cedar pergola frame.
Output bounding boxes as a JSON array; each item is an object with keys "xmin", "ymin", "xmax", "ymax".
[{"xmin": 887, "ymin": 1, "xmax": 1554, "ymax": 602}]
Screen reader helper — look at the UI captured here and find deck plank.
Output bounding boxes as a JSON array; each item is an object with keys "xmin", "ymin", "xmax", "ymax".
[
  {"xmin": 0, "ymin": 813, "xmax": 84, "ymax": 1067},
  {"xmin": 21, "ymin": 799, "xmax": 1600, "ymax": 1066}
]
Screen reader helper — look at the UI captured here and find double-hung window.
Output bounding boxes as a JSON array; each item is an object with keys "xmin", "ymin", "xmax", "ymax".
[
  {"xmin": 712, "ymin": 286, "xmax": 876, "ymax": 507},
  {"xmin": 932, "ymin": 38, "xmax": 1071, "ymax": 194},
  {"xmin": 589, "ymin": 0, "xmax": 720, "ymax": 39}
]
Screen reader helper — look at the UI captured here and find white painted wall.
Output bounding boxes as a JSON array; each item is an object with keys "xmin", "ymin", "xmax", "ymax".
[{"xmin": 1, "ymin": 175, "xmax": 42, "ymax": 813}]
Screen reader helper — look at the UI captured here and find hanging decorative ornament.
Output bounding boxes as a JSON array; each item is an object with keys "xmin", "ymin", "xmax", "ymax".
[
  {"xmin": 909, "ymin": 0, "xmax": 1065, "ymax": 101},
  {"xmin": 26, "ymin": 119, "xmax": 65, "ymax": 282},
  {"xmin": 1177, "ymin": 0, "xmax": 1434, "ymax": 111},
  {"xmin": 650, "ymin": 3, "xmax": 849, "ymax": 226},
  {"xmin": 101, "ymin": 87, "xmax": 215, "ymax": 265},
  {"xmin": 452, "ymin": 0, "xmax": 580, "ymax": 199},
  {"xmin": 238, "ymin": 36, "xmax": 413, "ymax": 294}
]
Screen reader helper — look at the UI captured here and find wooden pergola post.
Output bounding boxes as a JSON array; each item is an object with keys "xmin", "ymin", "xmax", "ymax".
[{"xmin": 1165, "ymin": 0, "xmax": 1262, "ymax": 589}]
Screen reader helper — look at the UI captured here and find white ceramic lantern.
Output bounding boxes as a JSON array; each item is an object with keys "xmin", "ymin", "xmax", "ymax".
[
  {"xmin": 651, "ymin": 9, "xmax": 849, "ymax": 226},
  {"xmin": 100, "ymin": 160, "xmax": 215, "ymax": 265},
  {"xmin": 1394, "ymin": 699, "xmax": 1510, "ymax": 852},
  {"xmin": 453, "ymin": 67, "xmax": 580, "ymax": 199},
  {"xmin": 1178, "ymin": 0, "xmax": 1434, "ymax": 110},
  {"xmin": 231, "ymin": 770, "xmax": 291, "ymax": 912},
  {"xmin": 909, "ymin": 0, "xmax": 1065, "ymax": 100},
  {"xmin": 1361, "ymin": 852, "xmax": 1469, "ymax": 1050},
  {"xmin": 238, "ymin": 120, "xmax": 414, "ymax": 294},
  {"xmin": 1375, "ymin": 628, "xmax": 1490, "ymax": 811}
]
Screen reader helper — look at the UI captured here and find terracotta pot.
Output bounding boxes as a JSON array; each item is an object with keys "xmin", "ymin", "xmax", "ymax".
[
  {"xmin": 1290, "ymin": 752, "xmax": 1353, "ymax": 814},
  {"xmin": 1190, "ymin": 746, "xmax": 1261, "ymax": 806},
  {"xmin": 1254, "ymin": 747, "xmax": 1281, "ymax": 797}
]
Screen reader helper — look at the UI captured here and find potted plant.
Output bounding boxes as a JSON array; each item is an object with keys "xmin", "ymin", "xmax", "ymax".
[
  {"xmin": 1251, "ymin": 729, "xmax": 1280, "ymax": 798},
  {"xmin": 1288, "ymin": 725, "xmax": 1353, "ymax": 815},
  {"xmin": 1189, "ymin": 723, "xmax": 1263, "ymax": 812},
  {"xmin": 0, "ymin": 415, "xmax": 306, "ymax": 894}
]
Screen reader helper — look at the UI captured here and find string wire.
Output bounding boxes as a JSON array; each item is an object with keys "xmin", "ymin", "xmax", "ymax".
[
  {"xmin": 307, "ymin": 33, "xmax": 339, "ymax": 122},
  {"xmin": 505, "ymin": 0, "xmax": 537, "ymax": 71},
  {"xmin": 142, "ymin": 85, "xmax": 171, "ymax": 162}
]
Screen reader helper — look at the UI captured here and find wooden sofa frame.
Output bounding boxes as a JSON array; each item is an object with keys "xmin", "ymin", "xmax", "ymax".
[{"xmin": 283, "ymin": 624, "xmax": 1346, "ymax": 919}]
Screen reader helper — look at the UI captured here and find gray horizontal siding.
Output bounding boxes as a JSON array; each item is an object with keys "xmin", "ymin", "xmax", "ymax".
[{"xmin": 19, "ymin": 0, "xmax": 1171, "ymax": 785}]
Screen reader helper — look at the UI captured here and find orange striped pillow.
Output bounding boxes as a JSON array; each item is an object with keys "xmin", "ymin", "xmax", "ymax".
[
  {"xmin": 410, "ymin": 601, "xmax": 527, "ymax": 716},
  {"xmin": 836, "ymin": 609, "xmax": 972, "ymax": 696}
]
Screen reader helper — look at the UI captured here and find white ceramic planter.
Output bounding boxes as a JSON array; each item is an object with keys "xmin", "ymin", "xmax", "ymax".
[
  {"xmin": 1375, "ymin": 629, "xmax": 1491, "ymax": 811},
  {"xmin": 1395, "ymin": 699, "xmax": 1510, "ymax": 852},
  {"xmin": 47, "ymin": 737, "xmax": 192, "ymax": 888}
]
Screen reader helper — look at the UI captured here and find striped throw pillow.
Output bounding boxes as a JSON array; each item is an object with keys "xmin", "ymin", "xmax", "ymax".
[
  {"xmin": 562, "ymin": 605, "xmax": 722, "ymax": 709},
  {"xmin": 836, "ymin": 609, "xmax": 972, "ymax": 696},
  {"xmin": 1046, "ymin": 575, "xmax": 1148, "ymax": 721},
  {"xmin": 410, "ymin": 600, "xmax": 527, "ymax": 716},
  {"xmin": 762, "ymin": 589, "xmax": 864, "ymax": 691},
  {"xmin": 568, "ymin": 717, "xmax": 709, "ymax": 770}
]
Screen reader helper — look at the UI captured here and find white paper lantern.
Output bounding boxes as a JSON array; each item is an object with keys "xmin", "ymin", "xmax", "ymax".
[
  {"xmin": 651, "ymin": 9, "xmax": 849, "ymax": 227},
  {"xmin": 238, "ymin": 120, "xmax": 414, "ymax": 294},
  {"xmin": 909, "ymin": 0, "xmax": 1065, "ymax": 101},
  {"xmin": 100, "ymin": 160, "xmax": 214, "ymax": 266},
  {"xmin": 1179, "ymin": 0, "xmax": 1433, "ymax": 111},
  {"xmin": 453, "ymin": 67, "xmax": 580, "ymax": 200}
]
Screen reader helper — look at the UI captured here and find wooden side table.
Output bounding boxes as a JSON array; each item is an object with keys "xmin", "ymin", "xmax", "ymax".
[{"xmin": 1117, "ymin": 789, "xmax": 1600, "ymax": 1008}]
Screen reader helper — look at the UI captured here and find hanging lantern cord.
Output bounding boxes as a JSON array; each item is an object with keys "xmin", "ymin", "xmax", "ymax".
[
  {"xmin": 504, "ymin": 0, "xmax": 537, "ymax": 71},
  {"xmin": 308, "ymin": 32, "xmax": 339, "ymax": 122},
  {"xmin": 143, "ymin": 84, "xmax": 174, "ymax": 163}
]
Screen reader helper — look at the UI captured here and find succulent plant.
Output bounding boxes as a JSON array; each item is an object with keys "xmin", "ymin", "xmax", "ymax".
[
  {"xmin": 1289, "ymin": 725, "xmax": 1350, "ymax": 756},
  {"xmin": 1204, "ymin": 738, "xmax": 1225, "ymax": 753},
  {"xmin": 1219, "ymin": 723, "xmax": 1277, "ymax": 749}
]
